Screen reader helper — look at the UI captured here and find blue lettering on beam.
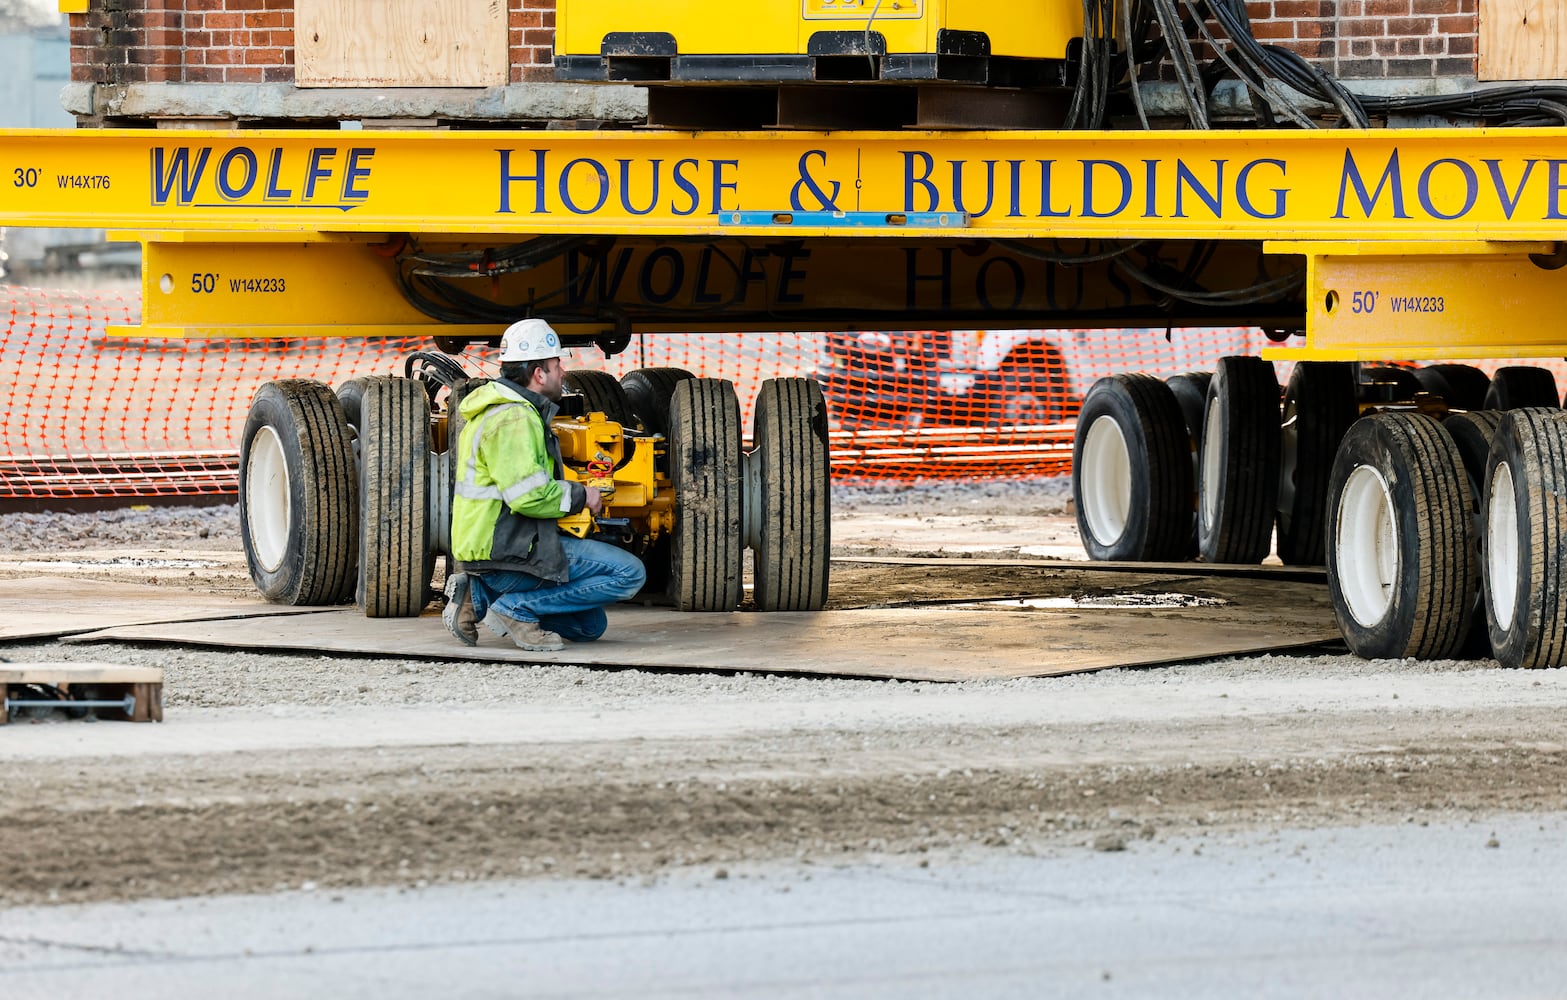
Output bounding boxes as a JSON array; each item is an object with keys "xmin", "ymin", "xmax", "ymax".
[
  {"xmin": 901, "ymin": 152, "xmax": 1291, "ymax": 221},
  {"xmin": 149, "ymin": 145, "xmax": 371, "ymax": 210},
  {"xmin": 497, "ymin": 151, "xmax": 739, "ymax": 216},
  {"xmin": 1335, "ymin": 149, "xmax": 1409, "ymax": 220},
  {"xmin": 1416, "ymin": 158, "xmax": 1478, "ymax": 221}
]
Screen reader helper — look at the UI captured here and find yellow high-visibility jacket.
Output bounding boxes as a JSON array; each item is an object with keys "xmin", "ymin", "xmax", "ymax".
[{"xmin": 451, "ymin": 378, "xmax": 586, "ymax": 582}]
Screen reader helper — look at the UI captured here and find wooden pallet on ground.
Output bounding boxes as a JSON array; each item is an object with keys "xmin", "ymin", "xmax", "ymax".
[{"xmin": 1, "ymin": 662, "xmax": 163, "ymax": 724}]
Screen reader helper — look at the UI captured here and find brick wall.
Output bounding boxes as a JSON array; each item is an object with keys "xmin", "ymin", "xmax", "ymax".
[
  {"xmin": 68, "ymin": 0, "xmax": 1478, "ymax": 89},
  {"xmin": 1327, "ymin": 0, "xmax": 1477, "ymax": 79},
  {"xmin": 512, "ymin": 0, "xmax": 555, "ymax": 84}
]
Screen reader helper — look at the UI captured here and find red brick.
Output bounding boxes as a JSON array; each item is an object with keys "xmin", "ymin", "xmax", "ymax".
[
  {"xmin": 1294, "ymin": 20, "xmax": 1333, "ymax": 39},
  {"xmin": 1365, "ymin": 0, "xmax": 1411, "ymax": 14},
  {"xmin": 208, "ymin": 30, "xmax": 232, "ymax": 45},
  {"xmin": 1374, "ymin": 37, "xmax": 1401, "ymax": 54},
  {"xmin": 541, "ymin": 11, "xmax": 555, "ymax": 28},
  {"xmin": 187, "ymin": 0, "xmax": 225, "ymax": 10},
  {"xmin": 1249, "ymin": 20, "xmax": 1293, "ymax": 39},
  {"xmin": 262, "ymin": 64, "xmax": 295, "ymax": 83},
  {"xmin": 244, "ymin": 11, "xmax": 287, "ymax": 28},
  {"xmin": 185, "ymin": 65, "xmax": 225, "ymax": 82},
  {"xmin": 224, "ymin": 65, "xmax": 264, "ymax": 82},
  {"xmin": 1420, "ymin": 36, "xmax": 1444, "ymax": 54},
  {"xmin": 205, "ymin": 47, "xmax": 241, "ymax": 65},
  {"xmin": 523, "ymin": 28, "xmax": 553, "ymax": 45},
  {"xmin": 1335, "ymin": 56, "xmax": 1384, "ymax": 74},
  {"xmin": 146, "ymin": 63, "xmax": 181, "ymax": 82},
  {"xmin": 1340, "ymin": 17, "xmax": 1386, "ymax": 36},
  {"xmin": 1273, "ymin": 0, "xmax": 1333, "ymax": 15},
  {"xmin": 1386, "ymin": 16, "xmax": 1435, "ymax": 33},
  {"xmin": 225, "ymin": 0, "xmax": 267, "ymax": 9},
  {"xmin": 1385, "ymin": 56, "xmax": 1435, "ymax": 76},
  {"xmin": 1436, "ymin": 13, "xmax": 1475, "ymax": 32},
  {"xmin": 129, "ymin": 10, "xmax": 181, "ymax": 30},
  {"xmin": 205, "ymin": 13, "xmax": 243, "ymax": 28},
  {"xmin": 143, "ymin": 27, "xmax": 183, "ymax": 46},
  {"xmin": 1396, "ymin": 37, "xmax": 1423, "ymax": 54},
  {"xmin": 244, "ymin": 47, "xmax": 286, "ymax": 64},
  {"xmin": 1447, "ymin": 34, "xmax": 1475, "ymax": 55}
]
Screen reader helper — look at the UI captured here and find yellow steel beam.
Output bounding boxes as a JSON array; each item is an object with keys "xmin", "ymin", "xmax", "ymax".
[
  {"xmin": 117, "ymin": 233, "xmax": 1301, "ymax": 338},
  {"xmin": 7, "ymin": 126, "xmax": 1567, "ymax": 240},
  {"xmin": 1262, "ymin": 241, "xmax": 1567, "ymax": 360}
]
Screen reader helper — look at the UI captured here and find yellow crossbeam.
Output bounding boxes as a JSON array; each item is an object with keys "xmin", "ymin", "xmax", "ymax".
[{"xmin": 6, "ymin": 127, "xmax": 1567, "ymax": 240}]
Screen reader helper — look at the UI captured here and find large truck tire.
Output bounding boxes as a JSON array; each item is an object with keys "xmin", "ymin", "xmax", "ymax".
[
  {"xmin": 1413, "ymin": 364, "xmax": 1490, "ymax": 411},
  {"xmin": 1443, "ymin": 410, "xmax": 1507, "ymax": 658},
  {"xmin": 1484, "ymin": 366, "xmax": 1560, "ymax": 410},
  {"xmin": 1482, "ymin": 408, "xmax": 1567, "ymax": 669},
  {"xmin": 1072, "ymin": 373, "xmax": 1192, "ymax": 562},
  {"xmin": 750, "ymin": 377, "xmax": 832, "ymax": 612},
  {"xmin": 1277, "ymin": 361, "xmax": 1358, "ymax": 566},
  {"xmin": 621, "ymin": 367, "xmax": 696, "ymax": 435},
  {"xmin": 1165, "ymin": 371, "xmax": 1211, "ymax": 557},
  {"xmin": 340, "ymin": 376, "xmax": 434, "ymax": 618},
  {"xmin": 1326, "ymin": 412, "xmax": 1477, "ymax": 660},
  {"xmin": 669, "ymin": 378, "xmax": 744, "ymax": 611},
  {"xmin": 564, "ymin": 369, "xmax": 634, "ymax": 426},
  {"xmin": 1197, "ymin": 356, "xmax": 1281, "ymax": 564},
  {"xmin": 239, "ymin": 379, "xmax": 358, "ymax": 606}
]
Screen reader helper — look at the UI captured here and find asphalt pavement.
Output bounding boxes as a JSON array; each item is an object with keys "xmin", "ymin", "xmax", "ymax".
[{"xmin": 2, "ymin": 813, "xmax": 1564, "ymax": 999}]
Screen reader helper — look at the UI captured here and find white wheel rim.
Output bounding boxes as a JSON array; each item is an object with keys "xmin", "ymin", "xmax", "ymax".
[
  {"xmin": 1486, "ymin": 461, "xmax": 1520, "ymax": 626},
  {"xmin": 1336, "ymin": 463, "xmax": 1398, "ymax": 627},
  {"xmin": 245, "ymin": 425, "xmax": 291, "ymax": 574},
  {"xmin": 1200, "ymin": 394, "xmax": 1224, "ymax": 531},
  {"xmin": 1081, "ymin": 415, "xmax": 1132, "ymax": 545}
]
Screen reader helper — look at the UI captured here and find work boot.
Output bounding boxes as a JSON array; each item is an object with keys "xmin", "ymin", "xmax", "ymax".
[
  {"xmin": 488, "ymin": 611, "xmax": 565, "ymax": 652},
  {"xmin": 442, "ymin": 573, "xmax": 478, "ymax": 646},
  {"xmin": 481, "ymin": 609, "xmax": 512, "ymax": 638}
]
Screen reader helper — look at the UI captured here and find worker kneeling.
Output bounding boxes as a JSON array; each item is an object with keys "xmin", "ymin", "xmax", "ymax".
[{"xmin": 443, "ymin": 318, "xmax": 646, "ymax": 652}]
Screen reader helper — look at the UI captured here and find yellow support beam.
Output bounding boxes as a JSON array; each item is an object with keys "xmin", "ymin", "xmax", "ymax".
[
  {"xmin": 1263, "ymin": 240, "xmax": 1567, "ymax": 360},
  {"xmin": 8, "ymin": 126, "xmax": 1567, "ymax": 240}
]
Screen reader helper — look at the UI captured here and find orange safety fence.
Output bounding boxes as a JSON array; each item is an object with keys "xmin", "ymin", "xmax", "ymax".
[{"xmin": 4, "ymin": 284, "xmax": 1566, "ymax": 499}]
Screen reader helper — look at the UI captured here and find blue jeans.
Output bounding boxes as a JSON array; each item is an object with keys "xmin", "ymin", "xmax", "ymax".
[{"xmin": 468, "ymin": 536, "xmax": 647, "ymax": 642}]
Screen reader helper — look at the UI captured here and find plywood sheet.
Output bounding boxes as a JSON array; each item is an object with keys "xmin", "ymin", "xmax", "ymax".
[
  {"xmin": 296, "ymin": 0, "xmax": 508, "ymax": 88},
  {"xmin": 0, "ymin": 662, "xmax": 162, "ymax": 684},
  {"xmin": 0, "ymin": 578, "xmax": 322, "ymax": 641},
  {"xmin": 1481, "ymin": 0, "xmax": 1567, "ymax": 80},
  {"xmin": 68, "ymin": 576, "xmax": 1340, "ymax": 681}
]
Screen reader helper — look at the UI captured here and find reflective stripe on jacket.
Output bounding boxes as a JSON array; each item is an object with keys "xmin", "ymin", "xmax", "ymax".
[{"xmin": 450, "ymin": 378, "xmax": 586, "ymax": 582}]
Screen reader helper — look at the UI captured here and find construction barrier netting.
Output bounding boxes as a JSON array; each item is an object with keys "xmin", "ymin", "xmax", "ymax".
[{"xmin": 3, "ymin": 285, "xmax": 1563, "ymax": 500}]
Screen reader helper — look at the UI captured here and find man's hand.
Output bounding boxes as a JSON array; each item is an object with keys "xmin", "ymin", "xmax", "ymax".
[{"xmin": 584, "ymin": 486, "xmax": 604, "ymax": 516}]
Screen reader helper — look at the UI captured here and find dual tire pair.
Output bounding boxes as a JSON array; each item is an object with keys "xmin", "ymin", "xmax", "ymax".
[
  {"xmin": 239, "ymin": 372, "xmax": 831, "ymax": 618},
  {"xmin": 1329, "ymin": 407, "xmax": 1567, "ymax": 669},
  {"xmin": 1073, "ymin": 358, "xmax": 1354, "ymax": 566}
]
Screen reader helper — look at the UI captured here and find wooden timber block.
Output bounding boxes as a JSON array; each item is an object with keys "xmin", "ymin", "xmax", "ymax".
[{"xmin": 0, "ymin": 662, "xmax": 164, "ymax": 724}]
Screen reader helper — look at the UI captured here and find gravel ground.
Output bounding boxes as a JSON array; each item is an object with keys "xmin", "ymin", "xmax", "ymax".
[{"xmin": 1, "ymin": 477, "xmax": 1565, "ymax": 908}]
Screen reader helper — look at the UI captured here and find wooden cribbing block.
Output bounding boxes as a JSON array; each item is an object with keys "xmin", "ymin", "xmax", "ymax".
[{"xmin": 0, "ymin": 662, "xmax": 164, "ymax": 724}]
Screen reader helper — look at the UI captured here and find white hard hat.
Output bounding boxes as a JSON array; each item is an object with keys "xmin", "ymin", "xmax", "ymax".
[{"xmin": 498, "ymin": 318, "xmax": 565, "ymax": 362}]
